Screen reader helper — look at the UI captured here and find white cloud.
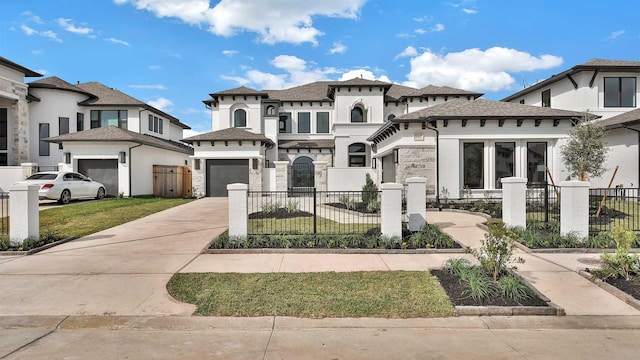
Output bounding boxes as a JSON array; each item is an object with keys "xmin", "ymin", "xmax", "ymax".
[
  {"xmin": 106, "ymin": 37, "xmax": 131, "ymax": 46},
  {"xmin": 20, "ymin": 25, "xmax": 37, "ymax": 36},
  {"xmin": 462, "ymin": 8, "xmax": 477, "ymax": 14},
  {"xmin": 148, "ymin": 97, "xmax": 174, "ymax": 111},
  {"xmin": 608, "ymin": 30, "xmax": 625, "ymax": 39},
  {"xmin": 328, "ymin": 42, "xmax": 347, "ymax": 54},
  {"xmin": 403, "ymin": 47, "xmax": 563, "ymax": 92},
  {"xmin": 34, "ymin": 69, "xmax": 49, "ymax": 75},
  {"xmin": 130, "ymin": 84, "xmax": 167, "ymax": 90},
  {"xmin": 57, "ymin": 18, "xmax": 93, "ymax": 35},
  {"xmin": 222, "ymin": 50, "xmax": 238, "ymax": 57},
  {"xmin": 31, "ymin": 50, "xmax": 44, "ymax": 55},
  {"xmin": 40, "ymin": 30, "xmax": 62, "ymax": 42},
  {"xmin": 149, "ymin": 65, "xmax": 161, "ymax": 70},
  {"xmin": 413, "ymin": 16, "xmax": 432, "ymax": 22},
  {"xmin": 21, "ymin": 11, "xmax": 44, "ymax": 24},
  {"xmin": 395, "ymin": 46, "xmax": 418, "ymax": 59},
  {"xmin": 114, "ymin": 0, "xmax": 367, "ymax": 45},
  {"xmin": 431, "ymin": 23, "xmax": 445, "ymax": 32},
  {"xmin": 414, "ymin": 28, "xmax": 426, "ymax": 35},
  {"xmin": 339, "ymin": 69, "xmax": 390, "ymax": 82}
]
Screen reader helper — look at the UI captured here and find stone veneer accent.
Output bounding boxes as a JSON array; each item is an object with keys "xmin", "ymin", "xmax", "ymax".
[
  {"xmin": 248, "ymin": 158, "xmax": 263, "ymax": 192},
  {"xmin": 191, "ymin": 160, "xmax": 205, "ymax": 197},
  {"xmin": 278, "ymin": 150, "xmax": 333, "ymax": 164},
  {"xmin": 313, "ymin": 160, "xmax": 328, "ymax": 192},
  {"xmin": 0, "ymin": 78, "xmax": 30, "ymax": 165},
  {"xmin": 273, "ymin": 161, "xmax": 289, "ymax": 191},
  {"xmin": 395, "ymin": 146, "xmax": 436, "ymax": 195}
]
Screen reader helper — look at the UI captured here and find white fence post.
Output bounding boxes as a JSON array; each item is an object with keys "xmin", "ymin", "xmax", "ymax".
[
  {"xmin": 227, "ymin": 183, "xmax": 248, "ymax": 238},
  {"xmin": 9, "ymin": 184, "xmax": 39, "ymax": 245},
  {"xmin": 406, "ymin": 177, "xmax": 426, "ymax": 231},
  {"xmin": 501, "ymin": 177, "xmax": 527, "ymax": 228},
  {"xmin": 381, "ymin": 182, "xmax": 403, "ymax": 238},
  {"xmin": 560, "ymin": 181, "xmax": 590, "ymax": 240}
]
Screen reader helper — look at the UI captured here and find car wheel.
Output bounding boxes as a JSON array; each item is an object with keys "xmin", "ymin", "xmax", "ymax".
[
  {"xmin": 59, "ymin": 189, "xmax": 71, "ymax": 205},
  {"xmin": 96, "ymin": 187, "xmax": 106, "ymax": 200}
]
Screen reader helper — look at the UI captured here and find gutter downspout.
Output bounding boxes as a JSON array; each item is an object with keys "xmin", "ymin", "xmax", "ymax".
[
  {"xmin": 622, "ymin": 125, "xmax": 640, "ymax": 187},
  {"xmin": 128, "ymin": 143, "xmax": 143, "ymax": 197},
  {"xmin": 425, "ymin": 119, "xmax": 440, "ymax": 209}
]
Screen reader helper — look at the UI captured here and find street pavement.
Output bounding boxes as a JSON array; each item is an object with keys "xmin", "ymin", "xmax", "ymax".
[{"xmin": 1, "ymin": 199, "xmax": 640, "ymax": 359}]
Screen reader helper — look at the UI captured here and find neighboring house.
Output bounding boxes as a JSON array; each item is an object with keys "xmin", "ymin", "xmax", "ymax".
[
  {"xmin": 502, "ymin": 59, "xmax": 640, "ymax": 187},
  {"xmin": 28, "ymin": 76, "xmax": 193, "ymax": 196},
  {"xmin": 190, "ymin": 78, "xmax": 590, "ymax": 198},
  {"xmin": 0, "ymin": 56, "xmax": 42, "ymax": 191}
]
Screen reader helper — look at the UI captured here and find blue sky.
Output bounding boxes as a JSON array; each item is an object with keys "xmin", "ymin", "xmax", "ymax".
[{"xmin": 1, "ymin": 0, "xmax": 639, "ymax": 136}]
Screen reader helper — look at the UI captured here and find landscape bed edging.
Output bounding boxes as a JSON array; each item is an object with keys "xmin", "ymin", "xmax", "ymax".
[{"xmin": 578, "ymin": 270, "xmax": 640, "ymax": 311}]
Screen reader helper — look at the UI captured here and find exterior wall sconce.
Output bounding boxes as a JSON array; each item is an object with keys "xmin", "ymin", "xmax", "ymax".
[
  {"xmin": 63, "ymin": 152, "xmax": 71, "ymax": 164},
  {"xmin": 252, "ymin": 158, "xmax": 258, "ymax": 170},
  {"xmin": 393, "ymin": 148, "xmax": 399, "ymax": 164},
  {"xmin": 119, "ymin": 151, "xmax": 126, "ymax": 164},
  {"xmin": 372, "ymin": 158, "xmax": 376, "ymax": 169},
  {"xmin": 194, "ymin": 159, "xmax": 200, "ymax": 170}
]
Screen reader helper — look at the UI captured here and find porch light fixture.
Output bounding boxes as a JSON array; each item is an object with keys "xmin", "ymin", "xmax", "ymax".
[
  {"xmin": 194, "ymin": 159, "xmax": 200, "ymax": 170},
  {"xmin": 119, "ymin": 151, "xmax": 126, "ymax": 164},
  {"xmin": 393, "ymin": 149, "xmax": 399, "ymax": 164},
  {"xmin": 63, "ymin": 152, "xmax": 71, "ymax": 164},
  {"xmin": 372, "ymin": 158, "xmax": 376, "ymax": 169},
  {"xmin": 252, "ymin": 158, "xmax": 258, "ymax": 170}
]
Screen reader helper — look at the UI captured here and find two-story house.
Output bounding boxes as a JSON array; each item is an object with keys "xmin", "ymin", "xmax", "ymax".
[
  {"xmin": 188, "ymin": 78, "xmax": 587, "ymax": 198},
  {"xmin": 502, "ymin": 59, "xmax": 640, "ymax": 188}
]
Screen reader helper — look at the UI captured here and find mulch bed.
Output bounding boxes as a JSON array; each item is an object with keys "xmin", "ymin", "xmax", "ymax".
[
  {"xmin": 431, "ymin": 269, "xmax": 548, "ymax": 307},
  {"xmin": 248, "ymin": 209, "xmax": 313, "ymax": 219},
  {"xmin": 325, "ymin": 202, "xmax": 379, "ymax": 214},
  {"xmin": 604, "ymin": 277, "xmax": 640, "ymax": 300},
  {"xmin": 589, "ymin": 205, "xmax": 628, "ymax": 225}
]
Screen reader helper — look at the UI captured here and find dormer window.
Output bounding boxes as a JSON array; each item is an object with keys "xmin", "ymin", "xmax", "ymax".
[
  {"xmin": 351, "ymin": 106, "xmax": 364, "ymax": 123},
  {"xmin": 234, "ymin": 109, "xmax": 247, "ymax": 127}
]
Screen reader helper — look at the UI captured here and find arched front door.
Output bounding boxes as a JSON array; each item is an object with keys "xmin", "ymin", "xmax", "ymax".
[{"xmin": 289, "ymin": 156, "xmax": 315, "ymax": 191}]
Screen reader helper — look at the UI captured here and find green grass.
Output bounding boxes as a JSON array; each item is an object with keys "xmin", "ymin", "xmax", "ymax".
[
  {"xmin": 168, "ymin": 271, "xmax": 455, "ymax": 318},
  {"xmin": 248, "ymin": 216, "xmax": 379, "ymax": 235},
  {"xmin": 39, "ymin": 197, "xmax": 192, "ymax": 238}
]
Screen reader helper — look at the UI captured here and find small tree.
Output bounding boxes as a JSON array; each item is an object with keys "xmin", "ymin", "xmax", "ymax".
[
  {"xmin": 361, "ymin": 173, "xmax": 378, "ymax": 205},
  {"xmin": 561, "ymin": 117, "xmax": 609, "ymax": 181}
]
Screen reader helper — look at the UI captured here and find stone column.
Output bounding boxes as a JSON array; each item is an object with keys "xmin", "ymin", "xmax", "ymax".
[
  {"xmin": 501, "ymin": 177, "xmax": 527, "ymax": 229},
  {"xmin": 560, "ymin": 181, "xmax": 590, "ymax": 240},
  {"xmin": 227, "ymin": 183, "xmax": 248, "ymax": 238},
  {"xmin": 406, "ymin": 177, "xmax": 426, "ymax": 231},
  {"xmin": 9, "ymin": 184, "xmax": 39, "ymax": 245},
  {"xmin": 381, "ymin": 182, "xmax": 403, "ymax": 238},
  {"xmin": 313, "ymin": 160, "xmax": 328, "ymax": 192},
  {"xmin": 21, "ymin": 163, "xmax": 39, "ymax": 179},
  {"xmin": 273, "ymin": 161, "xmax": 289, "ymax": 192}
]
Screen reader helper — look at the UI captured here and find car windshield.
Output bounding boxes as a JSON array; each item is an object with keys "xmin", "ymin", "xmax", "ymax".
[{"xmin": 26, "ymin": 173, "xmax": 58, "ymax": 180}]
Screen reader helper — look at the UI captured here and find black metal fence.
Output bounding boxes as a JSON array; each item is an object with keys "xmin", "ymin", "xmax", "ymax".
[
  {"xmin": 247, "ymin": 189, "xmax": 381, "ymax": 236},
  {"xmin": 589, "ymin": 187, "xmax": 640, "ymax": 233},
  {"xmin": 1, "ymin": 192, "xmax": 8, "ymax": 239},
  {"xmin": 526, "ymin": 183, "xmax": 560, "ymax": 228}
]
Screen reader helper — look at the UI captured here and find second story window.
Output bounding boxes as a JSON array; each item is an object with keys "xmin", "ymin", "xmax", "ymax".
[
  {"xmin": 91, "ymin": 110, "xmax": 128, "ymax": 129},
  {"xmin": 351, "ymin": 106, "xmax": 364, "ymax": 123},
  {"xmin": 234, "ymin": 109, "xmax": 247, "ymax": 127},
  {"xmin": 541, "ymin": 89, "xmax": 551, "ymax": 107},
  {"xmin": 317, "ymin": 112, "xmax": 329, "ymax": 133},
  {"xmin": 605, "ymin": 77, "xmax": 636, "ymax": 107},
  {"xmin": 298, "ymin": 112, "xmax": 310, "ymax": 133},
  {"xmin": 279, "ymin": 112, "xmax": 292, "ymax": 133}
]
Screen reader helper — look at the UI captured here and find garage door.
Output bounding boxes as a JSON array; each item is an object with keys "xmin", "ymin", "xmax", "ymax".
[
  {"xmin": 206, "ymin": 159, "xmax": 249, "ymax": 197},
  {"xmin": 78, "ymin": 159, "xmax": 118, "ymax": 197}
]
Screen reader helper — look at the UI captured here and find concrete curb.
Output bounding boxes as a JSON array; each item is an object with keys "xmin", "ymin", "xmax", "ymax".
[
  {"xmin": 0, "ymin": 236, "xmax": 76, "ymax": 256},
  {"xmin": 578, "ymin": 270, "xmax": 640, "ymax": 311},
  {"xmin": 456, "ymin": 305, "xmax": 560, "ymax": 316},
  {"xmin": 203, "ymin": 247, "xmax": 468, "ymax": 255}
]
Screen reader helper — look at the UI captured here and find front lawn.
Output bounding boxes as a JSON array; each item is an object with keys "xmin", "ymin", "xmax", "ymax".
[
  {"xmin": 168, "ymin": 271, "xmax": 455, "ymax": 318},
  {"xmin": 1, "ymin": 197, "xmax": 192, "ymax": 249}
]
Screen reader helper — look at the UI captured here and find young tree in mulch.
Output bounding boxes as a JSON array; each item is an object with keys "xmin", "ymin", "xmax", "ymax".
[{"xmin": 561, "ymin": 116, "xmax": 609, "ymax": 181}]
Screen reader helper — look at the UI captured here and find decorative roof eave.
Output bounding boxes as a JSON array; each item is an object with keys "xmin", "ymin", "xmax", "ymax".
[
  {"xmin": 29, "ymin": 82, "xmax": 96, "ymax": 99},
  {"xmin": 187, "ymin": 138, "xmax": 275, "ymax": 149},
  {"xmin": 0, "ymin": 56, "xmax": 42, "ymax": 77},
  {"xmin": 367, "ymin": 123, "xmax": 401, "ymax": 144}
]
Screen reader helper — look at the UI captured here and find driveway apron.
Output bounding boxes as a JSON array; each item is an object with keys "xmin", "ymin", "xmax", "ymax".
[{"xmin": 0, "ymin": 197, "xmax": 228, "ymax": 316}]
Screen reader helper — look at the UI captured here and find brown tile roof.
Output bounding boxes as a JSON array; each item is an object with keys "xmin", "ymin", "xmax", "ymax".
[
  {"xmin": 278, "ymin": 139, "xmax": 335, "ymax": 149},
  {"xmin": 44, "ymin": 126, "xmax": 193, "ymax": 155},
  {"xmin": 29, "ymin": 76, "xmax": 95, "ymax": 98},
  {"xmin": 502, "ymin": 59, "xmax": 640, "ymax": 101},
  {"xmin": 0, "ymin": 56, "xmax": 42, "ymax": 77},
  {"xmin": 598, "ymin": 108, "xmax": 640, "ymax": 129},
  {"xmin": 182, "ymin": 127, "xmax": 275, "ymax": 147}
]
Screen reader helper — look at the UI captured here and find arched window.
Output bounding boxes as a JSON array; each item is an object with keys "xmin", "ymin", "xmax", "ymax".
[
  {"xmin": 348, "ymin": 143, "xmax": 367, "ymax": 167},
  {"xmin": 351, "ymin": 106, "xmax": 364, "ymax": 123},
  {"xmin": 266, "ymin": 105, "xmax": 275, "ymax": 116},
  {"xmin": 387, "ymin": 114, "xmax": 396, "ymax": 122},
  {"xmin": 234, "ymin": 109, "xmax": 247, "ymax": 127}
]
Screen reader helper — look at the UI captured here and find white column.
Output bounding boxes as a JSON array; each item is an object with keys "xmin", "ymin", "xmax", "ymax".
[
  {"xmin": 560, "ymin": 181, "xmax": 590, "ymax": 240},
  {"xmin": 501, "ymin": 177, "xmax": 527, "ymax": 228},
  {"xmin": 381, "ymin": 182, "xmax": 403, "ymax": 238},
  {"xmin": 406, "ymin": 177, "xmax": 426, "ymax": 231},
  {"xmin": 273, "ymin": 161, "xmax": 289, "ymax": 192},
  {"xmin": 9, "ymin": 184, "xmax": 39, "ymax": 245},
  {"xmin": 227, "ymin": 183, "xmax": 248, "ymax": 238}
]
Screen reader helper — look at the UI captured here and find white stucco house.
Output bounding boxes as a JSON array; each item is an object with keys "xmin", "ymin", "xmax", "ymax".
[
  {"xmin": 188, "ymin": 78, "xmax": 590, "ymax": 198},
  {"xmin": 0, "ymin": 55, "xmax": 193, "ymax": 196},
  {"xmin": 502, "ymin": 59, "xmax": 640, "ymax": 188}
]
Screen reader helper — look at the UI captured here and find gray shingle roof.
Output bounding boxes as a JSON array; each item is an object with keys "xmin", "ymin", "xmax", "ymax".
[
  {"xmin": 278, "ymin": 139, "xmax": 335, "ymax": 149},
  {"xmin": 44, "ymin": 126, "xmax": 193, "ymax": 155},
  {"xmin": 29, "ymin": 76, "xmax": 95, "ymax": 98},
  {"xmin": 598, "ymin": 108, "xmax": 640, "ymax": 129},
  {"xmin": 182, "ymin": 128, "xmax": 275, "ymax": 147},
  {"xmin": 502, "ymin": 58, "xmax": 640, "ymax": 101},
  {"xmin": 265, "ymin": 81, "xmax": 333, "ymax": 101},
  {"xmin": 0, "ymin": 56, "xmax": 42, "ymax": 77},
  {"xmin": 209, "ymin": 86, "xmax": 269, "ymax": 97},
  {"xmin": 329, "ymin": 77, "xmax": 392, "ymax": 87}
]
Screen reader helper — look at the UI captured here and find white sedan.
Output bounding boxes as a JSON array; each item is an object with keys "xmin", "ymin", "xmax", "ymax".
[{"xmin": 16, "ymin": 171, "xmax": 106, "ymax": 204}]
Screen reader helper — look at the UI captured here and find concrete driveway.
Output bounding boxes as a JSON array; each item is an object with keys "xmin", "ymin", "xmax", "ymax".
[{"xmin": 0, "ymin": 197, "xmax": 228, "ymax": 316}]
